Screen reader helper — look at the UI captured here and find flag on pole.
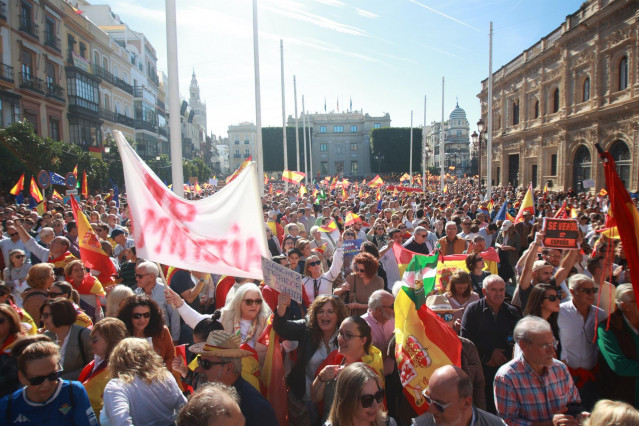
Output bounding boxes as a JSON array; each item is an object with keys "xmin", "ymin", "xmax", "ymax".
[
  {"xmin": 349, "ymin": 97, "xmax": 352, "ymax": 111},
  {"xmin": 342, "ymin": 186, "xmax": 348, "ymax": 201},
  {"xmin": 9, "ymin": 174, "xmax": 25, "ymax": 195},
  {"xmin": 49, "ymin": 172, "xmax": 66, "ymax": 186},
  {"xmin": 194, "ymin": 182, "xmax": 202, "ymax": 194},
  {"xmin": 319, "ymin": 219, "xmax": 340, "ymax": 242},
  {"xmin": 599, "ymin": 188, "xmax": 608, "ymax": 197},
  {"xmin": 554, "ymin": 201, "xmax": 568, "ymax": 219},
  {"xmin": 226, "ymin": 156, "xmax": 253, "ymax": 184},
  {"xmin": 299, "ymin": 184, "xmax": 307, "ymax": 197},
  {"xmin": 29, "ymin": 177, "xmax": 43, "ymax": 203},
  {"xmin": 52, "ymin": 189, "xmax": 63, "ymax": 201},
  {"xmin": 73, "ymin": 164, "xmax": 78, "ymax": 178},
  {"xmin": 268, "ymin": 183, "xmax": 273, "ymax": 195},
  {"xmin": 81, "ymin": 171, "xmax": 88, "ymax": 198},
  {"xmin": 514, "ymin": 183, "xmax": 535, "ymax": 223},
  {"xmin": 344, "ymin": 212, "xmax": 361, "ymax": 227},
  {"xmin": 70, "ymin": 196, "xmax": 117, "ymax": 283},
  {"xmin": 324, "ymin": 97, "xmax": 326, "ymax": 112},
  {"xmin": 443, "ymin": 184, "xmax": 448, "ymax": 194},
  {"xmin": 400, "ymin": 173, "xmax": 410, "ymax": 182},
  {"xmin": 282, "ymin": 170, "xmax": 305, "ymax": 184},
  {"xmin": 258, "ymin": 315, "xmax": 287, "ymax": 425},
  {"xmin": 35, "ymin": 201, "xmax": 46, "ymax": 215},
  {"xmin": 337, "ymin": 97, "xmax": 339, "ymax": 112}
]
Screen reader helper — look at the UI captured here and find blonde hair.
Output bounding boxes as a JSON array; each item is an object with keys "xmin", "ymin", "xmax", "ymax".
[
  {"xmin": 220, "ymin": 283, "xmax": 271, "ymax": 330},
  {"xmin": 584, "ymin": 399, "xmax": 639, "ymax": 425},
  {"xmin": 105, "ymin": 285, "xmax": 134, "ymax": 317},
  {"xmin": 25, "ymin": 263, "xmax": 53, "ymax": 290},
  {"xmin": 108, "ymin": 337, "xmax": 170, "ymax": 384}
]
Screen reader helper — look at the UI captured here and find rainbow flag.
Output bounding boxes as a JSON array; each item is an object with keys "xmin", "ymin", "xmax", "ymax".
[
  {"xmin": 10, "ymin": 174, "xmax": 25, "ymax": 195},
  {"xmin": 282, "ymin": 169, "xmax": 305, "ymax": 184},
  {"xmin": 514, "ymin": 183, "xmax": 534, "ymax": 223},
  {"xmin": 226, "ymin": 156, "xmax": 252, "ymax": 184}
]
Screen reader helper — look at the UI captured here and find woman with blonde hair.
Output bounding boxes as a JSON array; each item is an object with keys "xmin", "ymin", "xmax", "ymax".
[
  {"xmin": 102, "ymin": 338, "xmax": 186, "ymax": 425},
  {"xmin": 3, "ymin": 249, "xmax": 31, "ymax": 302},
  {"xmin": 22, "ymin": 263, "xmax": 55, "ymax": 325},
  {"xmin": 444, "ymin": 270, "xmax": 479, "ymax": 333},
  {"xmin": 104, "ymin": 284, "xmax": 134, "ymax": 317},
  {"xmin": 324, "ymin": 362, "xmax": 394, "ymax": 426},
  {"xmin": 584, "ymin": 399, "xmax": 639, "ymax": 425}
]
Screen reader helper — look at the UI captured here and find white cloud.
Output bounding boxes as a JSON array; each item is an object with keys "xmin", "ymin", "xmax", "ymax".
[
  {"xmin": 408, "ymin": 0, "xmax": 481, "ymax": 32},
  {"xmin": 355, "ymin": 7, "xmax": 378, "ymax": 19},
  {"xmin": 312, "ymin": 0, "xmax": 347, "ymax": 6},
  {"xmin": 262, "ymin": 4, "xmax": 368, "ymax": 37}
]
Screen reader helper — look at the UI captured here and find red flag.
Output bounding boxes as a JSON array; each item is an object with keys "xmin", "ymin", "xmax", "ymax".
[
  {"xmin": 29, "ymin": 177, "xmax": 43, "ymax": 203},
  {"xmin": 554, "ymin": 201, "xmax": 568, "ymax": 219},
  {"xmin": 10, "ymin": 174, "xmax": 25, "ymax": 195},
  {"xmin": 514, "ymin": 183, "xmax": 535, "ymax": 223},
  {"xmin": 226, "ymin": 156, "xmax": 252, "ymax": 184},
  {"xmin": 599, "ymin": 148, "xmax": 639, "ymax": 305},
  {"xmin": 81, "ymin": 171, "xmax": 88, "ymax": 198},
  {"xmin": 258, "ymin": 315, "xmax": 288, "ymax": 425}
]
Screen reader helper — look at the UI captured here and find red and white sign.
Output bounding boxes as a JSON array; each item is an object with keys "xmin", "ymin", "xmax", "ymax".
[{"xmin": 114, "ymin": 131, "xmax": 269, "ymax": 279}]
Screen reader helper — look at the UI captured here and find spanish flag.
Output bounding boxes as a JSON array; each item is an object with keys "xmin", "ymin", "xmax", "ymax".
[
  {"xmin": 400, "ymin": 173, "xmax": 410, "ymax": 182},
  {"xmin": 81, "ymin": 171, "xmax": 88, "ymax": 198},
  {"xmin": 282, "ymin": 169, "xmax": 305, "ymax": 184},
  {"xmin": 369, "ymin": 175, "xmax": 384, "ymax": 188},
  {"xmin": 299, "ymin": 184, "xmax": 307, "ymax": 197},
  {"xmin": 194, "ymin": 181, "xmax": 202, "ymax": 194},
  {"xmin": 258, "ymin": 316, "xmax": 287, "ymax": 426},
  {"xmin": 436, "ymin": 249, "xmax": 499, "ymax": 292},
  {"xmin": 598, "ymin": 147, "xmax": 639, "ymax": 298},
  {"xmin": 342, "ymin": 186, "xmax": 348, "ymax": 201},
  {"xmin": 514, "ymin": 183, "xmax": 535, "ymax": 224},
  {"xmin": 70, "ymin": 196, "xmax": 116, "ymax": 284},
  {"xmin": 344, "ymin": 212, "xmax": 361, "ymax": 226},
  {"xmin": 376, "ymin": 187, "xmax": 381, "ymax": 201},
  {"xmin": 10, "ymin": 174, "xmax": 25, "ymax": 195},
  {"xmin": 73, "ymin": 164, "xmax": 78, "ymax": 178},
  {"xmin": 29, "ymin": 177, "xmax": 43, "ymax": 203},
  {"xmin": 443, "ymin": 184, "xmax": 448, "ymax": 194},
  {"xmin": 226, "ymin": 156, "xmax": 252, "ymax": 184},
  {"xmin": 599, "ymin": 188, "xmax": 608, "ymax": 197},
  {"xmin": 35, "ymin": 201, "xmax": 46, "ymax": 216},
  {"xmin": 52, "ymin": 190, "xmax": 63, "ymax": 201}
]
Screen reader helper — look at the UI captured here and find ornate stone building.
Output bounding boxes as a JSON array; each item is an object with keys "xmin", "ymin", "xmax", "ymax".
[{"xmin": 477, "ymin": 0, "xmax": 637, "ymax": 192}]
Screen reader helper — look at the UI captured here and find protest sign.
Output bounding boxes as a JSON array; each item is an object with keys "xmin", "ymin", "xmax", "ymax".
[
  {"xmin": 343, "ymin": 239, "xmax": 362, "ymax": 255},
  {"xmin": 261, "ymin": 257, "xmax": 303, "ymax": 303},
  {"xmin": 542, "ymin": 218, "xmax": 580, "ymax": 249}
]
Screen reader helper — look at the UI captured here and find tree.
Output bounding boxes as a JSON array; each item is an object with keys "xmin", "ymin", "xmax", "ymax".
[
  {"xmin": 262, "ymin": 127, "xmax": 307, "ymax": 172},
  {"xmin": 369, "ymin": 127, "xmax": 423, "ymax": 173}
]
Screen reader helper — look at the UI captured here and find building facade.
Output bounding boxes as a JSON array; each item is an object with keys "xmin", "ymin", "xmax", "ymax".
[
  {"xmin": 427, "ymin": 103, "xmax": 471, "ymax": 174},
  {"xmin": 227, "ymin": 122, "xmax": 256, "ymax": 171},
  {"xmin": 477, "ymin": 0, "xmax": 637, "ymax": 191}
]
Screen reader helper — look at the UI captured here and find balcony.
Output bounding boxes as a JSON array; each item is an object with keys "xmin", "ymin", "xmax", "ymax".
[
  {"xmin": 114, "ymin": 77, "xmax": 133, "ymax": 94},
  {"xmin": 68, "ymin": 96, "xmax": 99, "ymax": 117},
  {"xmin": 158, "ymin": 126, "xmax": 167, "ymax": 137},
  {"xmin": 19, "ymin": 72, "xmax": 43, "ymax": 93},
  {"xmin": 99, "ymin": 108, "xmax": 117, "ymax": 122},
  {"xmin": 148, "ymin": 72, "xmax": 159, "ymax": 87},
  {"xmin": 156, "ymin": 99, "xmax": 165, "ymax": 110},
  {"xmin": 19, "ymin": 16, "xmax": 39, "ymax": 40},
  {"xmin": 134, "ymin": 119, "xmax": 157, "ymax": 132},
  {"xmin": 46, "ymin": 82, "xmax": 64, "ymax": 101},
  {"xmin": 44, "ymin": 32, "xmax": 61, "ymax": 52},
  {"xmin": 0, "ymin": 2, "xmax": 6, "ymax": 21},
  {"xmin": 93, "ymin": 64, "xmax": 114, "ymax": 84},
  {"xmin": 117, "ymin": 113, "xmax": 134, "ymax": 127},
  {"xmin": 0, "ymin": 63, "xmax": 13, "ymax": 83},
  {"xmin": 133, "ymin": 86, "xmax": 143, "ymax": 97}
]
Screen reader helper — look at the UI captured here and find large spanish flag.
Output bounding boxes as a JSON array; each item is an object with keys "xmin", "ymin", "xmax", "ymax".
[
  {"xmin": 9, "ymin": 173, "xmax": 25, "ymax": 195},
  {"xmin": 514, "ymin": 183, "xmax": 535, "ymax": 223},
  {"xmin": 259, "ymin": 315, "xmax": 287, "ymax": 426},
  {"xmin": 435, "ymin": 249, "xmax": 499, "ymax": 292},
  {"xmin": 70, "ymin": 196, "xmax": 116, "ymax": 283},
  {"xmin": 282, "ymin": 169, "xmax": 305, "ymax": 184},
  {"xmin": 369, "ymin": 174, "xmax": 384, "ymax": 188},
  {"xmin": 226, "ymin": 156, "xmax": 252, "ymax": 184},
  {"xmin": 598, "ymin": 148, "xmax": 639, "ymax": 303}
]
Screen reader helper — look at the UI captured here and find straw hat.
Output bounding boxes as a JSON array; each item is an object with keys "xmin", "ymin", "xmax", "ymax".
[
  {"xmin": 426, "ymin": 294, "xmax": 461, "ymax": 312},
  {"xmin": 189, "ymin": 331, "xmax": 253, "ymax": 358}
]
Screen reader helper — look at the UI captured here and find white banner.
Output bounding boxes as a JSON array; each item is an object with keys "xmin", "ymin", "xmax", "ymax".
[{"xmin": 114, "ymin": 131, "xmax": 269, "ymax": 279}]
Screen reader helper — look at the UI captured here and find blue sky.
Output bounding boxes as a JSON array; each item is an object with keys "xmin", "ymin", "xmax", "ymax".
[{"xmin": 103, "ymin": 0, "xmax": 585, "ymax": 138}]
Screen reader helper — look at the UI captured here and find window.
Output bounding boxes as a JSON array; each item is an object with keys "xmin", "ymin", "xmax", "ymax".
[
  {"xmin": 45, "ymin": 61, "xmax": 55, "ymax": 91},
  {"xmin": 350, "ymin": 161, "xmax": 358, "ymax": 174},
  {"xmin": 512, "ymin": 100, "xmax": 519, "ymax": 125},
  {"xmin": 244, "ymin": 139, "xmax": 249, "ymax": 144},
  {"xmin": 320, "ymin": 126, "xmax": 326, "ymax": 133},
  {"xmin": 320, "ymin": 143, "xmax": 328, "ymax": 152},
  {"xmin": 550, "ymin": 154, "xmax": 557, "ymax": 176},
  {"xmin": 67, "ymin": 71, "xmax": 100, "ymax": 112},
  {"xmin": 534, "ymin": 100, "xmax": 539, "ymax": 119},
  {"xmin": 79, "ymin": 43, "xmax": 86, "ymax": 59},
  {"xmin": 45, "ymin": 17, "xmax": 55, "ymax": 45},
  {"xmin": 457, "ymin": 131, "xmax": 462, "ymax": 136},
  {"xmin": 374, "ymin": 123, "xmax": 381, "ymax": 129},
  {"xmin": 93, "ymin": 52, "xmax": 99, "ymax": 67},
  {"xmin": 350, "ymin": 143, "xmax": 358, "ymax": 151},
  {"xmin": 244, "ymin": 148, "xmax": 250, "ymax": 158},
  {"xmin": 350, "ymin": 125, "xmax": 357, "ymax": 132},
  {"xmin": 333, "ymin": 125, "xmax": 343, "ymax": 133},
  {"xmin": 234, "ymin": 140, "xmax": 239, "ymax": 145},
  {"xmin": 49, "ymin": 117, "xmax": 60, "ymax": 140},
  {"xmin": 552, "ymin": 88, "xmax": 560, "ymax": 113},
  {"xmin": 21, "ymin": 48, "xmax": 32, "ymax": 78},
  {"xmin": 234, "ymin": 149, "xmax": 240, "ymax": 158},
  {"xmin": 610, "ymin": 140, "xmax": 631, "ymax": 186},
  {"xmin": 619, "ymin": 56, "xmax": 628, "ymax": 91},
  {"xmin": 321, "ymin": 161, "xmax": 328, "ymax": 175},
  {"xmin": 583, "ymin": 77, "xmax": 590, "ymax": 102}
]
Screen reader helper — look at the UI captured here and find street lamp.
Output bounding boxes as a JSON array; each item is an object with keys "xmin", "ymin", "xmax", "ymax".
[
  {"xmin": 471, "ymin": 118, "xmax": 486, "ymax": 191},
  {"xmin": 374, "ymin": 153, "xmax": 384, "ymax": 174}
]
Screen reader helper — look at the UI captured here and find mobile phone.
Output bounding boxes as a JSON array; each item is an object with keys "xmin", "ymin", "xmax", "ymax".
[{"xmin": 566, "ymin": 402, "xmax": 582, "ymax": 418}]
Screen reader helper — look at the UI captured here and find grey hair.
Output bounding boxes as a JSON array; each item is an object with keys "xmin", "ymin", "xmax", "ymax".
[
  {"xmin": 39, "ymin": 227, "xmax": 54, "ymax": 237},
  {"xmin": 310, "ymin": 226, "xmax": 320, "ymax": 235},
  {"xmin": 414, "ymin": 226, "xmax": 427, "ymax": 234},
  {"xmin": 568, "ymin": 273, "xmax": 594, "ymax": 291},
  {"xmin": 616, "ymin": 284, "xmax": 635, "ymax": 307},
  {"xmin": 482, "ymin": 274, "xmax": 505, "ymax": 289},
  {"xmin": 368, "ymin": 289, "xmax": 392, "ymax": 310},
  {"xmin": 513, "ymin": 316, "xmax": 551, "ymax": 343},
  {"xmin": 445, "ymin": 221, "xmax": 457, "ymax": 229},
  {"xmin": 136, "ymin": 261, "xmax": 159, "ymax": 278},
  {"xmin": 215, "ymin": 356, "xmax": 242, "ymax": 374}
]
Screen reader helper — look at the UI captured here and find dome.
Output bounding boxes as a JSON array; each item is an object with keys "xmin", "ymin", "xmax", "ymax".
[{"xmin": 449, "ymin": 101, "xmax": 467, "ymax": 121}]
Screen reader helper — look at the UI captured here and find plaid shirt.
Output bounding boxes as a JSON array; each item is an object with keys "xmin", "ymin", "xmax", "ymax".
[{"xmin": 494, "ymin": 354, "xmax": 580, "ymax": 425}]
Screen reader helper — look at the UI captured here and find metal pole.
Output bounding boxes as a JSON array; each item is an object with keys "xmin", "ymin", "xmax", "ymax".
[
  {"xmin": 165, "ymin": 0, "xmax": 183, "ymax": 197},
  {"xmin": 440, "ymin": 77, "xmax": 445, "ymax": 191},
  {"xmin": 280, "ymin": 40, "xmax": 288, "ymax": 193},
  {"xmin": 252, "ymin": 0, "xmax": 264, "ymax": 194},
  {"xmin": 409, "ymin": 110, "xmax": 413, "ymax": 185},
  {"xmin": 422, "ymin": 95, "xmax": 426, "ymax": 193},
  {"xmin": 302, "ymin": 95, "xmax": 308, "ymax": 185},
  {"xmin": 294, "ymin": 75, "xmax": 300, "ymax": 172},
  {"xmin": 307, "ymin": 109, "xmax": 313, "ymax": 184},
  {"xmin": 487, "ymin": 21, "xmax": 493, "ymax": 199}
]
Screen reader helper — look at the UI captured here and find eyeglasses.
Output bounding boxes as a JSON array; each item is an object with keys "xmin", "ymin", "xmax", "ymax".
[
  {"xmin": 13, "ymin": 254, "xmax": 25, "ymax": 259},
  {"xmin": 243, "ymin": 299, "xmax": 263, "ymax": 306},
  {"xmin": 437, "ymin": 313, "xmax": 454, "ymax": 322},
  {"xmin": 132, "ymin": 312, "xmax": 151, "ymax": 319},
  {"xmin": 41, "ymin": 312, "xmax": 52, "ymax": 320},
  {"xmin": 376, "ymin": 227, "xmax": 385, "ymax": 231},
  {"xmin": 337, "ymin": 330, "xmax": 363, "ymax": 341},
  {"xmin": 543, "ymin": 295, "xmax": 559, "ymax": 302},
  {"xmin": 424, "ymin": 394, "xmax": 457, "ymax": 412},
  {"xmin": 576, "ymin": 287, "xmax": 598, "ymax": 295},
  {"xmin": 381, "ymin": 304, "xmax": 394, "ymax": 310},
  {"xmin": 197, "ymin": 357, "xmax": 228, "ymax": 370},
  {"xmin": 8, "ymin": 232, "xmax": 17, "ymax": 237},
  {"xmin": 360, "ymin": 388, "xmax": 385, "ymax": 408},
  {"xmin": 357, "ymin": 268, "xmax": 366, "ymax": 273},
  {"xmin": 344, "ymin": 233, "xmax": 355, "ymax": 237},
  {"xmin": 23, "ymin": 364, "xmax": 63, "ymax": 386},
  {"xmin": 399, "ymin": 226, "xmax": 407, "ymax": 230},
  {"xmin": 48, "ymin": 291, "xmax": 65, "ymax": 298},
  {"xmin": 308, "ymin": 261, "xmax": 322, "ymax": 267},
  {"xmin": 416, "ymin": 233, "xmax": 427, "ymax": 238},
  {"xmin": 135, "ymin": 273, "xmax": 150, "ymax": 279}
]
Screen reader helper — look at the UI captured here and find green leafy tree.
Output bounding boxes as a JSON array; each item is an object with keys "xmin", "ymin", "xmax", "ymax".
[
  {"xmin": 262, "ymin": 127, "xmax": 307, "ymax": 172},
  {"xmin": 369, "ymin": 127, "xmax": 423, "ymax": 174}
]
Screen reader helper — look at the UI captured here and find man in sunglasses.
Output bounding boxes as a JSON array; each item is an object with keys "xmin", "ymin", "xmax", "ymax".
[
  {"xmin": 0, "ymin": 225, "xmax": 29, "ymax": 266},
  {"xmin": 190, "ymin": 331, "xmax": 278, "ymax": 426},
  {"xmin": 412, "ymin": 366, "xmax": 504, "ymax": 426}
]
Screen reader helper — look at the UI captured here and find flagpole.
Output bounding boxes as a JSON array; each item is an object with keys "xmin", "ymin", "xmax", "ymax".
[
  {"xmin": 486, "ymin": 21, "xmax": 493, "ymax": 200},
  {"xmin": 252, "ymin": 0, "xmax": 265, "ymax": 195},
  {"xmin": 294, "ymin": 75, "xmax": 300, "ymax": 173},
  {"xmin": 440, "ymin": 77, "xmax": 445, "ymax": 191},
  {"xmin": 165, "ymin": 0, "xmax": 184, "ymax": 197},
  {"xmin": 302, "ymin": 95, "xmax": 308, "ymax": 185},
  {"xmin": 280, "ymin": 39, "xmax": 288, "ymax": 194},
  {"xmin": 422, "ymin": 95, "xmax": 426, "ymax": 193},
  {"xmin": 308, "ymin": 108, "xmax": 313, "ymax": 184},
  {"xmin": 409, "ymin": 110, "xmax": 413, "ymax": 185}
]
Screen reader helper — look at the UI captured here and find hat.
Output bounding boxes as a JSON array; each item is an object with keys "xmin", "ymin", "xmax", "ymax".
[
  {"xmin": 189, "ymin": 331, "xmax": 253, "ymax": 358},
  {"xmin": 500, "ymin": 220, "xmax": 513, "ymax": 231},
  {"xmin": 110, "ymin": 229, "xmax": 125, "ymax": 238},
  {"xmin": 532, "ymin": 260, "xmax": 554, "ymax": 272},
  {"xmin": 425, "ymin": 294, "xmax": 461, "ymax": 312}
]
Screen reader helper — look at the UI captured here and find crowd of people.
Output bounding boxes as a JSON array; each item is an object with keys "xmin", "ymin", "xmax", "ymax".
[{"xmin": 0, "ymin": 176, "xmax": 638, "ymax": 425}]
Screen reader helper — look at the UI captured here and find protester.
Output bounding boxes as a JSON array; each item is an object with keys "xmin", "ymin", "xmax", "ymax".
[
  {"xmin": 444, "ymin": 270, "xmax": 479, "ymax": 333},
  {"xmin": 466, "ymin": 253, "xmax": 490, "ymax": 296},
  {"xmin": 104, "ymin": 284, "xmax": 134, "ymax": 318},
  {"xmin": 3, "ymin": 249, "xmax": 30, "ymax": 293},
  {"xmin": 301, "ymin": 234, "xmax": 344, "ymax": 304},
  {"xmin": 0, "ymin": 304, "xmax": 23, "ymax": 397},
  {"xmin": 47, "ymin": 281, "xmax": 93, "ymax": 328},
  {"xmin": 22, "ymin": 263, "xmax": 56, "ymax": 325},
  {"xmin": 176, "ymin": 382, "xmax": 245, "ymax": 426},
  {"xmin": 335, "ymin": 252, "xmax": 384, "ymax": 316},
  {"xmin": 64, "ymin": 260, "xmax": 106, "ymax": 322}
]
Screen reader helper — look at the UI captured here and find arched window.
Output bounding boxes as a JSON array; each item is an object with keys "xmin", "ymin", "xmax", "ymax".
[
  {"xmin": 583, "ymin": 77, "xmax": 590, "ymax": 102},
  {"xmin": 512, "ymin": 100, "xmax": 519, "ymax": 125},
  {"xmin": 619, "ymin": 56, "xmax": 628, "ymax": 90},
  {"xmin": 610, "ymin": 140, "xmax": 631, "ymax": 187},
  {"xmin": 93, "ymin": 51, "xmax": 99, "ymax": 66},
  {"xmin": 552, "ymin": 88, "xmax": 560, "ymax": 113},
  {"xmin": 534, "ymin": 100, "xmax": 539, "ymax": 118},
  {"xmin": 573, "ymin": 145, "xmax": 591, "ymax": 191}
]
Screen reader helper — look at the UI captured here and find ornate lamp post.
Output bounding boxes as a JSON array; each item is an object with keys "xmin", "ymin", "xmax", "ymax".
[{"xmin": 471, "ymin": 118, "xmax": 486, "ymax": 191}]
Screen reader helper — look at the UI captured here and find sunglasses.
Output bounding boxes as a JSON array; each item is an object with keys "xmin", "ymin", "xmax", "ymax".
[
  {"xmin": 423, "ymin": 394, "xmax": 456, "ymax": 412},
  {"xmin": 576, "ymin": 287, "xmax": 598, "ymax": 295},
  {"xmin": 23, "ymin": 365, "xmax": 63, "ymax": 386},
  {"xmin": 357, "ymin": 268, "xmax": 366, "ymax": 273},
  {"xmin": 8, "ymin": 232, "xmax": 17, "ymax": 237},
  {"xmin": 132, "ymin": 312, "xmax": 151, "ymax": 319},
  {"xmin": 361, "ymin": 388, "xmax": 385, "ymax": 408},
  {"xmin": 13, "ymin": 254, "xmax": 25, "ymax": 259},
  {"xmin": 135, "ymin": 273, "xmax": 150, "ymax": 279},
  {"xmin": 543, "ymin": 295, "xmax": 559, "ymax": 302},
  {"xmin": 308, "ymin": 260, "xmax": 322, "ymax": 267},
  {"xmin": 243, "ymin": 299, "xmax": 263, "ymax": 306},
  {"xmin": 48, "ymin": 291, "xmax": 65, "ymax": 298},
  {"xmin": 437, "ymin": 313, "xmax": 454, "ymax": 322},
  {"xmin": 197, "ymin": 357, "xmax": 228, "ymax": 370}
]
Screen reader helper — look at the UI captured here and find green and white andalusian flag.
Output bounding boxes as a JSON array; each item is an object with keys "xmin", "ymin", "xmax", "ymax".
[{"xmin": 392, "ymin": 243, "xmax": 439, "ymax": 308}]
